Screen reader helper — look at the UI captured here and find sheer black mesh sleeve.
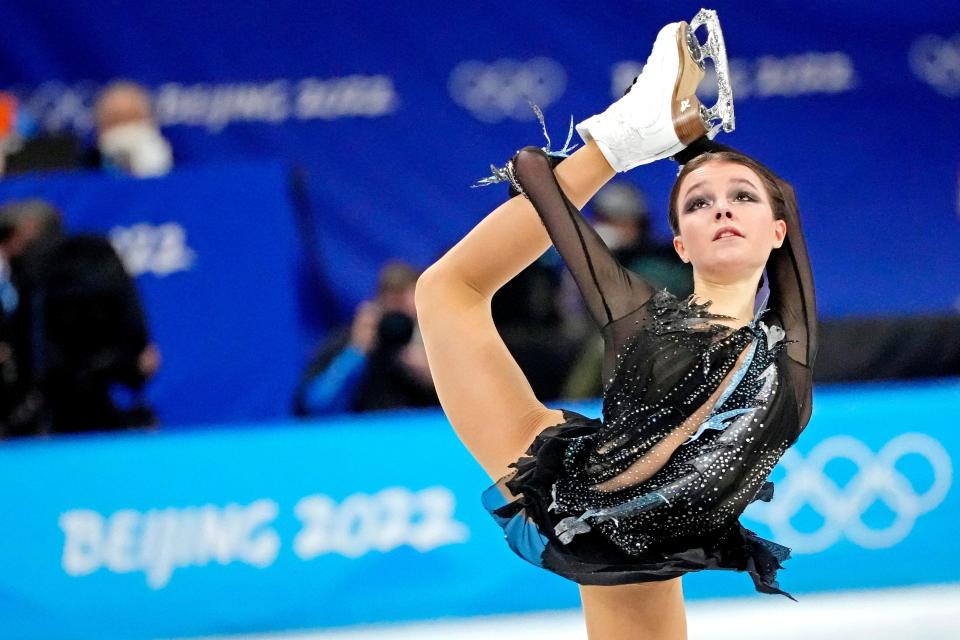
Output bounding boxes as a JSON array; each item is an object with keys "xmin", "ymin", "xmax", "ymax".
[
  {"xmin": 511, "ymin": 146, "xmax": 654, "ymax": 329},
  {"xmin": 768, "ymin": 177, "xmax": 818, "ymax": 431}
]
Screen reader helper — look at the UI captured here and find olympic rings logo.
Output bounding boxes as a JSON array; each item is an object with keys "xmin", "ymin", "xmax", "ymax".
[
  {"xmin": 910, "ymin": 33, "xmax": 960, "ymax": 97},
  {"xmin": 448, "ymin": 57, "xmax": 566, "ymax": 123},
  {"xmin": 745, "ymin": 433, "xmax": 952, "ymax": 553}
]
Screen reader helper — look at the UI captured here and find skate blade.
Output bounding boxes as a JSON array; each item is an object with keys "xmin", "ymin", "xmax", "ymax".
[
  {"xmin": 671, "ymin": 8, "xmax": 735, "ymax": 142},
  {"xmin": 671, "ymin": 20, "xmax": 707, "ymax": 144}
]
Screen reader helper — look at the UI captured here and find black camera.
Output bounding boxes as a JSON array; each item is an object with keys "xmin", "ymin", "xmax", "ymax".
[{"xmin": 375, "ymin": 311, "xmax": 414, "ymax": 353}]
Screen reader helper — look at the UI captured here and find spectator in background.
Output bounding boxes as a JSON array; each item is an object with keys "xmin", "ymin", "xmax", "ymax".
[
  {"xmin": 294, "ymin": 259, "xmax": 438, "ymax": 416},
  {"xmin": 491, "ymin": 250, "xmax": 578, "ymax": 401},
  {"xmin": 0, "ymin": 199, "xmax": 52, "ymax": 434},
  {"xmin": 591, "ymin": 180, "xmax": 693, "ymax": 296},
  {"xmin": 560, "ymin": 181, "xmax": 693, "ymax": 399},
  {"xmin": 89, "ymin": 80, "xmax": 173, "ymax": 178},
  {"xmin": 0, "ymin": 91, "xmax": 85, "ymax": 177},
  {"xmin": 0, "ymin": 81, "xmax": 173, "ymax": 179},
  {"xmin": 0, "ymin": 199, "xmax": 159, "ymax": 437}
]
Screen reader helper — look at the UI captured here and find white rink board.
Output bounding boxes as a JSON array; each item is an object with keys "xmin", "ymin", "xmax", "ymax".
[{"xmin": 184, "ymin": 583, "xmax": 960, "ymax": 640}]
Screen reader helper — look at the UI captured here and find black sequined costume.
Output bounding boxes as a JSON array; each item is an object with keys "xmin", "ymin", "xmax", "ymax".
[{"xmin": 482, "ymin": 144, "xmax": 818, "ymax": 600}]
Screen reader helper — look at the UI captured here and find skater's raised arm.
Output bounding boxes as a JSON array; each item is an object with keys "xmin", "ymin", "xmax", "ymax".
[
  {"xmin": 512, "ymin": 146, "xmax": 654, "ymax": 329},
  {"xmin": 767, "ymin": 178, "xmax": 818, "ymax": 430},
  {"xmin": 421, "ymin": 141, "xmax": 619, "ymax": 302}
]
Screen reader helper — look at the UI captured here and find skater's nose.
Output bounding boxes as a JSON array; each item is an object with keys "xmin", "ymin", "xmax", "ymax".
[{"xmin": 714, "ymin": 209, "xmax": 734, "ymax": 219}]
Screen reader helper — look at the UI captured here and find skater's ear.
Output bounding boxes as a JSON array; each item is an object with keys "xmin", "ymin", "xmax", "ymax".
[
  {"xmin": 673, "ymin": 235, "xmax": 690, "ymax": 263},
  {"xmin": 772, "ymin": 218, "xmax": 787, "ymax": 249}
]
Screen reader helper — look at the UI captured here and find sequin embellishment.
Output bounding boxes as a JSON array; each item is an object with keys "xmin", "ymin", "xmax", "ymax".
[{"xmin": 550, "ymin": 289, "xmax": 793, "ymax": 554}]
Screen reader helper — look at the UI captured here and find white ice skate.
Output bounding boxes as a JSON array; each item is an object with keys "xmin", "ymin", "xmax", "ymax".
[{"xmin": 576, "ymin": 8, "xmax": 735, "ymax": 172}]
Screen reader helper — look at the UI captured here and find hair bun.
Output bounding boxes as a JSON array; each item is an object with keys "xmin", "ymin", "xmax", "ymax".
[{"xmin": 671, "ymin": 136, "xmax": 739, "ymax": 167}]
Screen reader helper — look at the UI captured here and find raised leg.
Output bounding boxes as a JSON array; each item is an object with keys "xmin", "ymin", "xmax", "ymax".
[
  {"xmin": 417, "ymin": 123, "xmax": 689, "ymax": 640},
  {"xmin": 415, "ymin": 141, "xmax": 613, "ymax": 484}
]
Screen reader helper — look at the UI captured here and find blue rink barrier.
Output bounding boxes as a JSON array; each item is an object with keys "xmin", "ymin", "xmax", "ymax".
[{"xmin": 0, "ymin": 379, "xmax": 956, "ymax": 639}]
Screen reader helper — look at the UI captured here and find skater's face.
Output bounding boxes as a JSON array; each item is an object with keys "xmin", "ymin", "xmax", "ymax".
[{"xmin": 671, "ymin": 160, "xmax": 786, "ymax": 281}]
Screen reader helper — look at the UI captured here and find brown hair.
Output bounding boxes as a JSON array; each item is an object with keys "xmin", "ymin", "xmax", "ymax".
[
  {"xmin": 376, "ymin": 259, "xmax": 421, "ymax": 295},
  {"xmin": 667, "ymin": 150, "xmax": 787, "ymax": 236}
]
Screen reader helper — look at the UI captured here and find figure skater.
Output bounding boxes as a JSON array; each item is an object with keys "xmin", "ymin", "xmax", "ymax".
[{"xmin": 415, "ymin": 9, "xmax": 817, "ymax": 639}]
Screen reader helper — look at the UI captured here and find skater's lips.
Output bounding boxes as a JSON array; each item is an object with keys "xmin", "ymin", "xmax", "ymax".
[{"xmin": 713, "ymin": 226, "xmax": 744, "ymax": 241}]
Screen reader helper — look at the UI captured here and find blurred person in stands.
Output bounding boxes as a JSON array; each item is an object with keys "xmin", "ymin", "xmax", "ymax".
[
  {"xmin": 0, "ymin": 199, "xmax": 159, "ymax": 437},
  {"xmin": 0, "ymin": 199, "xmax": 49, "ymax": 434},
  {"xmin": 89, "ymin": 80, "xmax": 173, "ymax": 177},
  {"xmin": 294, "ymin": 259, "xmax": 438, "ymax": 416},
  {"xmin": 0, "ymin": 91, "xmax": 85, "ymax": 177},
  {"xmin": 0, "ymin": 81, "xmax": 173, "ymax": 178},
  {"xmin": 592, "ymin": 181, "xmax": 693, "ymax": 295},
  {"xmin": 561, "ymin": 181, "xmax": 693, "ymax": 399}
]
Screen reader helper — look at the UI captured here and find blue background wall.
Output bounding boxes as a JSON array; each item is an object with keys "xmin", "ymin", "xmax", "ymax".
[{"xmin": 2, "ymin": 0, "xmax": 959, "ymax": 324}]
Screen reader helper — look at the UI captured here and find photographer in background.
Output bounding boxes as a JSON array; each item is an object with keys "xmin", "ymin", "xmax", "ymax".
[
  {"xmin": 0, "ymin": 198, "xmax": 159, "ymax": 437},
  {"xmin": 294, "ymin": 260, "xmax": 437, "ymax": 416}
]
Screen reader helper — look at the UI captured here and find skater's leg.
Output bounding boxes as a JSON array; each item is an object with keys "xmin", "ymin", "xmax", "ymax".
[
  {"xmin": 580, "ymin": 578, "xmax": 688, "ymax": 640},
  {"xmin": 415, "ymin": 141, "xmax": 614, "ymax": 484}
]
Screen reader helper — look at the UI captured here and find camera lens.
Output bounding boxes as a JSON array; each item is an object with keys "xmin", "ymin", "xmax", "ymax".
[{"xmin": 376, "ymin": 311, "xmax": 414, "ymax": 351}]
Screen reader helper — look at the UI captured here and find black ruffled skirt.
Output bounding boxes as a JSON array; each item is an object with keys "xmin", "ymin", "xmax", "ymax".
[{"xmin": 482, "ymin": 408, "xmax": 797, "ymax": 600}]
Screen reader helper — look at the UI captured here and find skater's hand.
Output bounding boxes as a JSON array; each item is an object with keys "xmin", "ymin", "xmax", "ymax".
[{"xmin": 350, "ymin": 300, "xmax": 382, "ymax": 355}]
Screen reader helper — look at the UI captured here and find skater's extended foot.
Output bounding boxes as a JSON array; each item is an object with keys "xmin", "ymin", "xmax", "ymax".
[{"xmin": 576, "ymin": 8, "xmax": 735, "ymax": 172}]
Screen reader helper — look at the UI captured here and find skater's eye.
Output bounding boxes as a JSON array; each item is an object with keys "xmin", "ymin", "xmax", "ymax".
[
  {"xmin": 685, "ymin": 197, "xmax": 710, "ymax": 212},
  {"xmin": 734, "ymin": 190, "xmax": 756, "ymax": 202}
]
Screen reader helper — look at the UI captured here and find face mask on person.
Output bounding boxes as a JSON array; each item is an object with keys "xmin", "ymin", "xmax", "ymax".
[{"xmin": 97, "ymin": 121, "xmax": 173, "ymax": 177}]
